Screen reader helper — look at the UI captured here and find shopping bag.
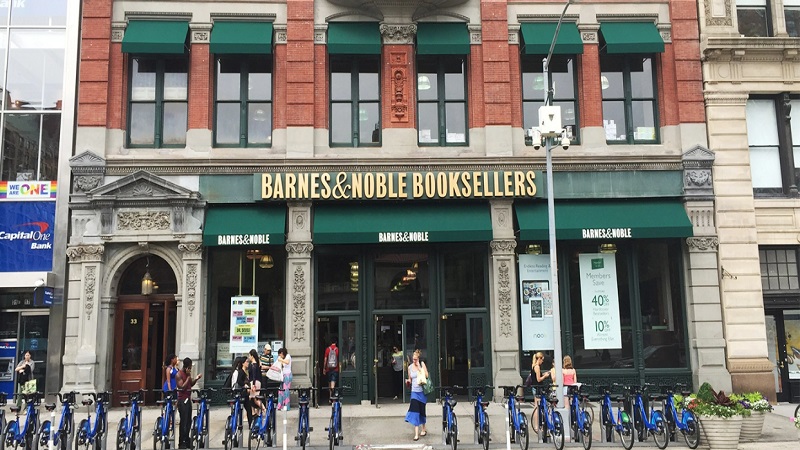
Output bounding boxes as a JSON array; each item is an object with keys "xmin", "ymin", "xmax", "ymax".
[
  {"xmin": 417, "ymin": 372, "xmax": 427, "ymax": 385},
  {"xmin": 21, "ymin": 379, "xmax": 37, "ymax": 394},
  {"xmin": 266, "ymin": 362, "xmax": 283, "ymax": 382},
  {"xmin": 422, "ymin": 380, "xmax": 434, "ymax": 395}
]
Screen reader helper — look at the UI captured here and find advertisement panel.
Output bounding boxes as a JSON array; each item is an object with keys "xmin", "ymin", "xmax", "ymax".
[
  {"xmin": 578, "ymin": 253, "xmax": 622, "ymax": 349},
  {"xmin": 229, "ymin": 296, "xmax": 259, "ymax": 353},
  {"xmin": 0, "ymin": 201, "xmax": 55, "ymax": 272},
  {"xmin": 518, "ymin": 254, "xmax": 555, "ymax": 351}
]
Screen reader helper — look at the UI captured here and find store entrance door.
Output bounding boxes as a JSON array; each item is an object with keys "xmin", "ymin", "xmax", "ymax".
[
  {"xmin": 316, "ymin": 316, "xmax": 359, "ymax": 404},
  {"xmin": 113, "ymin": 296, "xmax": 176, "ymax": 405},
  {"xmin": 766, "ymin": 310, "xmax": 800, "ymax": 402},
  {"xmin": 370, "ymin": 314, "xmax": 431, "ymax": 403},
  {"xmin": 440, "ymin": 313, "xmax": 490, "ymax": 389}
]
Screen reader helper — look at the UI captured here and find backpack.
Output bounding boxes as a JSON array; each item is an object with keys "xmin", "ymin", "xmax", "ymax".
[
  {"xmin": 326, "ymin": 347, "xmax": 338, "ymax": 369},
  {"xmin": 223, "ymin": 370, "xmax": 233, "ymax": 389}
]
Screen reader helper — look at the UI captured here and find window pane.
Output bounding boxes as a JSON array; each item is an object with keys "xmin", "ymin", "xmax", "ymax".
[
  {"xmin": 523, "ymin": 100, "xmax": 542, "ymax": 131},
  {"xmin": 630, "ymin": 57, "xmax": 654, "ymax": 98},
  {"xmin": 217, "ymin": 58, "xmax": 241, "ymax": 101},
  {"xmin": 331, "ymin": 58, "xmax": 352, "ymax": 101},
  {"xmin": 444, "ymin": 58, "xmax": 465, "ymax": 100},
  {"xmin": 790, "ymin": 100, "xmax": 800, "ymax": 148},
  {"xmin": 603, "ymin": 101, "xmax": 627, "ymax": 141},
  {"xmin": 600, "ymin": 55, "xmax": 625, "ymax": 99},
  {"xmin": 522, "ymin": 71, "xmax": 545, "ymax": 102},
  {"xmin": 6, "ymin": 29, "xmax": 66, "ymax": 110},
  {"xmin": 11, "ymin": 0, "xmax": 67, "ymax": 26},
  {"xmin": 555, "ymin": 100, "xmax": 577, "ymax": 135},
  {"xmin": 787, "ymin": 8, "xmax": 800, "ymax": 37},
  {"xmin": 0, "ymin": 30, "xmax": 7, "ymax": 106},
  {"xmin": 417, "ymin": 57, "xmax": 438, "ymax": 101},
  {"xmin": 738, "ymin": 8, "xmax": 769, "ymax": 37},
  {"xmin": 248, "ymin": 102, "xmax": 272, "ymax": 145},
  {"xmin": 331, "ymin": 103, "xmax": 352, "ymax": 144},
  {"xmin": 358, "ymin": 102, "xmax": 379, "ymax": 144},
  {"xmin": 317, "ymin": 253, "xmax": 359, "ymax": 311},
  {"xmin": 248, "ymin": 58, "xmax": 272, "ymax": 101},
  {"xmin": 551, "ymin": 57, "xmax": 575, "ymax": 99},
  {"xmin": 445, "ymin": 102, "xmax": 466, "ymax": 144},
  {"xmin": 40, "ymin": 113, "xmax": 60, "ymax": 180},
  {"xmin": 120, "ymin": 310, "xmax": 144, "ymax": 370},
  {"xmin": 749, "ymin": 146, "xmax": 782, "ymax": 188},
  {"xmin": 374, "ymin": 252, "xmax": 430, "ymax": 310},
  {"xmin": 358, "ymin": 60, "xmax": 379, "ymax": 101},
  {"xmin": 443, "ymin": 246, "xmax": 486, "ymax": 308},
  {"xmin": 129, "ymin": 103, "xmax": 156, "ymax": 145},
  {"xmin": 131, "ymin": 58, "xmax": 157, "ymax": 101},
  {"xmin": 746, "ymin": 99, "xmax": 779, "ymax": 145},
  {"xmin": 162, "ymin": 102, "xmax": 187, "ymax": 145},
  {"xmin": 418, "ymin": 102, "xmax": 439, "ymax": 143},
  {"xmin": 216, "ymin": 103, "xmax": 240, "ymax": 145},
  {"xmin": 632, "ymin": 100, "xmax": 656, "ymax": 140},
  {"xmin": 2, "ymin": 114, "xmax": 40, "ymax": 181},
  {"xmin": 164, "ymin": 59, "xmax": 188, "ymax": 101}
]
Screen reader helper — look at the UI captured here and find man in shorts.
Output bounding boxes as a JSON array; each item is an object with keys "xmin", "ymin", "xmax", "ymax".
[{"xmin": 322, "ymin": 339, "xmax": 339, "ymax": 398}]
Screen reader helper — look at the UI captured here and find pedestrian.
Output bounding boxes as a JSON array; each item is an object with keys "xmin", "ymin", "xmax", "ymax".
[
  {"xmin": 163, "ymin": 354, "xmax": 178, "ymax": 394},
  {"xmin": 562, "ymin": 355, "xmax": 578, "ymax": 406},
  {"xmin": 276, "ymin": 348, "xmax": 292, "ymax": 411},
  {"xmin": 15, "ymin": 350, "xmax": 34, "ymax": 408},
  {"xmin": 404, "ymin": 350, "xmax": 428, "ymax": 441},
  {"xmin": 529, "ymin": 351, "xmax": 555, "ymax": 429},
  {"xmin": 391, "ymin": 346, "xmax": 404, "ymax": 400},
  {"xmin": 248, "ymin": 349, "xmax": 264, "ymax": 414},
  {"xmin": 260, "ymin": 344, "xmax": 274, "ymax": 376},
  {"xmin": 176, "ymin": 357, "xmax": 201, "ymax": 449},
  {"xmin": 322, "ymin": 339, "xmax": 339, "ymax": 398},
  {"xmin": 230, "ymin": 356, "xmax": 248, "ymax": 389}
]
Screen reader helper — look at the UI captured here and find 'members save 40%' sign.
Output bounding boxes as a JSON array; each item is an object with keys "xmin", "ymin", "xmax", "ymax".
[{"xmin": 578, "ymin": 253, "xmax": 622, "ymax": 350}]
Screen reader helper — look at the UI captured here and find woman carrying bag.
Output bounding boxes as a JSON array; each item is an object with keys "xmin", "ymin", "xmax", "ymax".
[{"xmin": 404, "ymin": 350, "xmax": 428, "ymax": 441}]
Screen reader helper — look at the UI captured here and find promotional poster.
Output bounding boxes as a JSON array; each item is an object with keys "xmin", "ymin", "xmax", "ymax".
[
  {"xmin": 229, "ymin": 296, "xmax": 259, "ymax": 353},
  {"xmin": 578, "ymin": 253, "xmax": 622, "ymax": 350},
  {"xmin": 518, "ymin": 254, "xmax": 554, "ymax": 351}
]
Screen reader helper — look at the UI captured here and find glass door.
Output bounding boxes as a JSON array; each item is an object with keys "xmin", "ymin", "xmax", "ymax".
[
  {"xmin": 316, "ymin": 315, "xmax": 359, "ymax": 404},
  {"xmin": 19, "ymin": 312, "xmax": 49, "ymax": 391},
  {"xmin": 114, "ymin": 303, "xmax": 149, "ymax": 405},
  {"xmin": 403, "ymin": 314, "xmax": 431, "ymax": 397},
  {"xmin": 440, "ymin": 313, "xmax": 490, "ymax": 389}
]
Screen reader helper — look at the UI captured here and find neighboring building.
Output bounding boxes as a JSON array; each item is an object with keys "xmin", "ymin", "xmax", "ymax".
[
  {"xmin": 699, "ymin": 0, "xmax": 800, "ymax": 402},
  {"xmin": 0, "ymin": 0, "xmax": 79, "ymax": 395},
  {"xmin": 64, "ymin": 0, "xmax": 719, "ymax": 404}
]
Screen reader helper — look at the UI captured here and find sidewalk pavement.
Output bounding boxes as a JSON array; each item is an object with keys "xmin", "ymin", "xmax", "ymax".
[{"xmin": 80, "ymin": 398, "xmax": 798, "ymax": 450}]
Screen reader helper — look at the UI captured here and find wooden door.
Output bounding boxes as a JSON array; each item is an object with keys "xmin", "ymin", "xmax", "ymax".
[{"xmin": 114, "ymin": 302, "xmax": 149, "ymax": 405}]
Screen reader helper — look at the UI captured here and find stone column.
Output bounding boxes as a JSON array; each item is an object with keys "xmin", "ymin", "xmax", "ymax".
[
  {"xmin": 488, "ymin": 200, "xmax": 520, "ymax": 397},
  {"xmin": 178, "ymin": 242, "xmax": 203, "ymax": 370},
  {"xmin": 62, "ymin": 244, "xmax": 105, "ymax": 392},
  {"xmin": 285, "ymin": 202, "xmax": 313, "ymax": 385}
]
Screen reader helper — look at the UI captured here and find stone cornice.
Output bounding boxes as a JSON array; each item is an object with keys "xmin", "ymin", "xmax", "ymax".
[
  {"xmin": 67, "ymin": 245, "xmax": 105, "ymax": 263},
  {"xmin": 210, "ymin": 13, "xmax": 276, "ymax": 21},
  {"xmin": 703, "ymin": 37, "xmax": 800, "ymax": 62},
  {"xmin": 727, "ymin": 358, "xmax": 774, "ymax": 373},
  {"xmin": 516, "ymin": 14, "xmax": 580, "ymax": 22},
  {"xmin": 704, "ymin": 92, "xmax": 749, "ymax": 106},
  {"xmin": 379, "ymin": 24, "xmax": 417, "ymax": 45},
  {"xmin": 125, "ymin": 11, "xmax": 193, "ymax": 21}
]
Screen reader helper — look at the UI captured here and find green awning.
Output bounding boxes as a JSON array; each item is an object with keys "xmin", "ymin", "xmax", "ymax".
[
  {"xmin": 520, "ymin": 22, "xmax": 584, "ymax": 55},
  {"xmin": 416, "ymin": 22, "xmax": 470, "ymax": 55},
  {"xmin": 313, "ymin": 203, "xmax": 492, "ymax": 244},
  {"xmin": 327, "ymin": 22, "xmax": 382, "ymax": 55},
  {"xmin": 122, "ymin": 20, "xmax": 189, "ymax": 54},
  {"xmin": 599, "ymin": 22, "xmax": 664, "ymax": 54},
  {"xmin": 515, "ymin": 200, "xmax": 692, "ymax": 241},
  {"xmin": 203, "ymin": 206, "xmax": 286, "ymax": 246},
  {"xmin": 210, "ymin": 22, "xmax": 274, "ymax": 54}
]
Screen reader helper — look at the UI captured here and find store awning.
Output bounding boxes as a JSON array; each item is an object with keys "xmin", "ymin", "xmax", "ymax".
[
  {"xmin": 599, "ymin": 22, "xmax": 664, "ymax": 54},
  {"xmin": 515, "ymin": 199, "xmax": 693, "ymax": 241},
  {"xmin": 210, "ymin": 21, "xmax": 274, "ymax": 54},
  {"xmin": 327, "ymin": 22, "xmax": 382, "ymax": 54},
  {"xmin": 313, "ymin": 203, "xmax": 493, "ymax": 244},
  {"xmin": 520, "ymin": 22, "xmax": 584, "ymax": 55},
  {"xmin": 416, "ymin": 22, "xmax": 471, "ymax": 55},
  {"xmin": 203, "ymin": 206, "xmax": 286, "ymax": 246},
  {"xmin": 122, "ymin": 20, "xmax": 189, "ymax": 54}
]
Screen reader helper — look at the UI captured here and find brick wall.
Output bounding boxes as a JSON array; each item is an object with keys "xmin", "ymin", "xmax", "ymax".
[
  {"xmin": 480, "ymin": 1, "xmax": 511, "ymax": 126},
  {"xmin": 579, "ymin": 45, "xmax": 602, "ymax": 128},
  {"xmin": 285, "ymin": 0, "xmax": 315, "ymax": 127},
  {"xmin": 189, "ymin": 44, "xmax": 211, "ymax": 130},
  {"xmin": 669, "ymin": 0, "xmax": 705, "ymax": 124},
  {"xmin": 78, "ymin": 0, "xmax": 112, "ymax": 127}
]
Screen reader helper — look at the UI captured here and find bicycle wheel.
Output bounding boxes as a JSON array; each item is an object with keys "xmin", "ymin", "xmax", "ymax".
[
  {"xmin": 222, "ymin": 417, "xmax": 232, "ymax": 450},
  {"xmin": 551, "ymin": 411, "xmax": 564, "ymax": 450},
  {"xmin": 247, "ymin": 429, "xmax": 260, "ymax": 450},
  {"xmin": 153, "ymin": 418, "xmax": 164, "ymax": 450},
  {"xmin": 189, "ymin": 418, "xmax": 198, "ymax": 450},
  {"xmin": 36, "ymin": 420, "xmax": 50, "ymax": 450},
  {"xmin": 681, "ymin": 411, "xmax": 699, "ymax": 450},
  {"xmin": 73, "ymin": 421, "xmax": 90, "ymax": 450},
  {"xmin": 581, "ymin": 411, "xmax": 592, "ymax": 450},
  {"xmin": 202, "ymin": 413, "xmax": 210, "ymax": 450},
  {"xmin": 650, "ymin": 412, "xmax": 668, "ymax": 450},
  {"xmin": 115, "ymin": 419, "xmax": 126, "ymax": 450},
  {"xmin": 507, "ymin": 408, "xmax": 516, "ymax": 444},
  {"xmin": 618, "ymin": 420, "xmax": 634, "ymax": 450},
  {"xmin": 481, "ymin": 413, "xmax": 490, "ymax": 450},
  {"xmin": 450, "ymin": 413, "xmax": 458, "ymax": 450},
  {"xmin": 517, "ymin": 412, "xmax": 529, "ymax": 450},
  {"xmin": 327, "ymin": 416, "xmax": 334, "ymax": 450},
  {"xmin": 601, "ymin": 405, "xmax": 613, "ymax": 443},
  {"xmin": 299, "ymin": 415, "xmax": 307, "ymax": 450}
]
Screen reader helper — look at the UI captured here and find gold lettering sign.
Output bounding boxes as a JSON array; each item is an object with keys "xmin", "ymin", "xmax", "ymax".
[{"xmin": 258, "ymin": 171, "xmax": 538, "ymax": 200}]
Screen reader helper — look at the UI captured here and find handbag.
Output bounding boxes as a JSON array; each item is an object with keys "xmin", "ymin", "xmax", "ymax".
[
  {"xmin": 266, "ymin": 362, "xmax": 283, "ymax": 382},
  {"xmin": 21, "ymin": 378, "xmax": 37, "ymax": 394},
  {"xmin": 422, "ymin": 380, "xmax": 434, "ymax": 395}
]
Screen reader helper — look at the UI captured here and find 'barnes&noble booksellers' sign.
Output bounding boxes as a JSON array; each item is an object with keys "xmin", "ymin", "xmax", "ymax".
[{"xmin": 256, "ymin": 170, "xmax": 538, "ymax": 201}]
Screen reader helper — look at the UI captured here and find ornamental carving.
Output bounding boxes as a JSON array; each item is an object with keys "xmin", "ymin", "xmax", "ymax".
[
  {"xmin": 686, "ymin": 237, "xmax": 719, "ymax": 251},
  {"xmin": 390, "ymin": 62, "xmax": 409, "ymax": 123},
  {"xmin": 295, "ymin": 212, "xmax": 306, "ymax": 230},
  {"xmin": 178, "ymin": 243, "xmax": 203, "ymax": 258},
  {"xmin": 490, "ymin": 240, "xmax": 517, "ymax": 254},
  {"xmin": 704, "ymin": 0, "xmax": 732, "ymax": 27},
  {"xmin": 131, "ymin": 184, "xmax": 154, "ymax": 197},
  {"xmin": 74, "ymin": 176, "xmax": 102, "ymax": 192},
  {"xmin": 379, "ymin": 24, "xmax": 416, "ymax": 44},
  {"xmin": 192, "ymin": 31, "xmax": 210, "ymax": 43},
  {"xmin": 686, "ymin": 170, "xmax": 712, "ymax": 186},
  {"xmin": 67, "ymin": 245, "xmax": 105, "ymax": 262},
  {"xmin": 292, "ymin": 266, "xmax": 307, "ymax": 342},
  {"xmin": 186, "ymin": 264, "xmax": 197, "ymax": 317},
  {"xmin": 497, "ymin": 261, "xmax": 512, "ymax": 337},
  {"xmin": 286, "ymin": 242, "xmax": 314, "ymax": 257},
  {"xmin": 85, "ymin": 266, "xmax": 96, "ymax": 320},
  {"xmin": 117, "ymin": 211, "xmax": 170, "ymax": 231}
]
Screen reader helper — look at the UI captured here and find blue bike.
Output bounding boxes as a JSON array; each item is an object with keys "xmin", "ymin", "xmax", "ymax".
[
  {"xmin": 533, "ymin": 385, "xmax": 563, "ymax": 450},
  {"xmin": 661, "ymin": 385, "xmax": 699, "ymax": 449},
  {"xmin": 630, "ymin": 385, "xmax": 667, "ymax": 449},
  {"xmin": 439, "ymin": 386, "xmax": 460, "ymax": 450},
  {"xmin": 501, "ymin": 385, "xmax": 530, "ymax": 450},
  {"xmin": 325, "ymin": 386, "xmax": 347, "ymax": 450},
  {"xmin": 37, "ymin": 392, "xmax": 78, "ymax": 450},
  {"xmin": 567, "ymin": 384, "xmax": 592, "ymax": 450},
  {"xmin": 116, "ymin": 390, "xmax": 145, "ymax": 450},
  {"xmin": 468, "ymin": 385, "xmax": 493, "ymax": 450},
  {"xmin": 598, "ymin": 385, "xmax": 634, "ymax": 449},
  {"xmin": 293, "ymin": 388, "xmax": 316, "ymax": 450},
  {"xmin": 5, "ymin": 392, "xmax": 42, "ymax": 450},
  {"xmin": 74, "ymin": 392, "xmax": 110, "ymax": 450},
  {"xmin": 222, "ymin": 387, "xmax": 248, "ymax": 450},
  {"xmin": 153, "ymin": 391, "xmax": 177, "ymax": 450},
  {"xmin": 248, "ymin": 388, "xmax": 278, "ymax": 450},
  {"xmin": 190, "ymin": 389, "xmax": 215, "ymax": 450}
]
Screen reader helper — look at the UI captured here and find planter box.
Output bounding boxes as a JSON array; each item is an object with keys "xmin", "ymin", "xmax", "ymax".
[
  {"xmin": 697, "ymin": 415, "xmax": 742, "ymax": 450},
  {"xmin": 739, "ymin": 410, "xmax": 765, "ymax": 441}
]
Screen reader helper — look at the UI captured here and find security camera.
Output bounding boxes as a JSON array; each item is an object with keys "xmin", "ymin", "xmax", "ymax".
[
  {"xmin": 528, "ymin": 128, "xmax": 542, "ymax": 150},
  {"xmin": 34, "ymin": 279, "xmax": 45, "ymax": 288},
  {"xmin": 560, "ymin": 135, "xmax": 570, "ymax": 150}
]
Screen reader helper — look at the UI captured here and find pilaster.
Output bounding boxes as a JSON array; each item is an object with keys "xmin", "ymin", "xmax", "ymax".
[
  {"xmin": 178, "ymin": 242, "xmax": 203, "ymax": 365},
  {"xmin": 489, "ymin": 233, "xmax": 520, "ymax": 394},
  {"xmin": 285, "ymin": 202, "xmax": 313, "ymax": 386}
]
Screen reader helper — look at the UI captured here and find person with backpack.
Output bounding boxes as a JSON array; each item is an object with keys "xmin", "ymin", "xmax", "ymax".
[{"xmin": 322, "ymin": 339, "xmax": 339, "ymax": 398}]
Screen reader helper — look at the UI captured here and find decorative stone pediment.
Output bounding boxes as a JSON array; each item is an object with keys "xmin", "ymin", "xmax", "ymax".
[
  {"xmin": 70, "ymin": 151, "xmax": 107, "ymax": 193},
  {"xmin": 682, "ymin": 145, "xmax": 715, "ymax": 199},
  {"xmin": 87, "ymin": 170, "xmax": 200, "ymax": 204}
]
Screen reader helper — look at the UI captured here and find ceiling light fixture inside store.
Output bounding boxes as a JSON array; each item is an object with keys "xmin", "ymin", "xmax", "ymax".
[
  {"xmin": 141, "ymin": 256, "xmax": 155, "ymax": 295},
  {"xmin": 259, "ymin": 255, "xmax": 274, "ymax": 269},
  {"xmin": 417, "ymin": 75, "xmax": 431, "ymax": 90},
  {"xmin": 600, "ymin": 75, "xmax": 610, "ymax": 90},
  {"xmin": 599, "ymin": 243, "xmax": 617, "ymax": 254},
  {"xmin": 526, "ymin": 244, "xmax": 542, "ymax": 255}
]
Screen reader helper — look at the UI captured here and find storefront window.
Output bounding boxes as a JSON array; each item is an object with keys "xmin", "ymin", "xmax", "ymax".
[
  {"xmin": 373, "ymin": 251, "xmax": 429, "ymax": 310},
  {"xmin": 206, "ymin": 248, "xmax": 285, "ymax": 382},
  {"xmin": 442, "ymin": 245, "xmax": 487, "ymax": 309},
  {"xmin": 760, "ymin": 247, "xmax": 799, "ymax": 291},
  {"xmin": 317, "ymin": 252, "xmax": 360, "ymax": 311}
]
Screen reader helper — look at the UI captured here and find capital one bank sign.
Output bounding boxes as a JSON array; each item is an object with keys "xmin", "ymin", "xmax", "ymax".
[{"xmin": 0, "ymin": 201, "xmax": 55, "ymax": 272}]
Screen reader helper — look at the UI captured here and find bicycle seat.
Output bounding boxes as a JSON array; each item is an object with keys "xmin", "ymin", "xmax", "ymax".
[
  {"xmin": 120, "ymin": 401, "xmax": 131, "ymax": 407},
  {"xmin": 447, "ymin": 398, "xmax": 458, "ymax": 408},
  {"xmin": 44, "ymin": 403, "xmax": 57, "ymax": 411},
  {"xmin": 156, "ymin": 400, "xmax": 166, "ymax": 406},
  {"xmin": 81, "ymin": 399, "xmax": 93, "ymax": 406},
  {"xmin": 10, "ymin": 405, "xmax": 21, "ymax": 413},
  {"xmin": 298, "ymin": 399, "xmax": 309, "ymax": 406},
  {"xmin": 615, "ymin": 396, "xmax": 627, "ymax": 403},
  {"xmin": 480, "ymin": 401, "xmax": 490, "ymax": 408},
  {"xmin": 226, "ymin": 399, "xmax": 237, "ymax": 405},
  {"xmin": 192, "ymin": 399, "xmax": 202, "ymax": 404}
]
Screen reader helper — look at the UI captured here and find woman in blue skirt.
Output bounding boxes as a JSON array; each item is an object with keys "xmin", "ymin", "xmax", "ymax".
[{"xmin": 404, "ymin": 350, "xmax": 428, "ymax": 440}]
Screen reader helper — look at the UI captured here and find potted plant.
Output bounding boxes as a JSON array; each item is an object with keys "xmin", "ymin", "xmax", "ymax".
[
  {"xmin": 730, "ymin": 392, "xmax": 772, "ymax": 441},
  {"xmin": 688, "ymin": 383, "xmax": 744, "ymax": 450}
]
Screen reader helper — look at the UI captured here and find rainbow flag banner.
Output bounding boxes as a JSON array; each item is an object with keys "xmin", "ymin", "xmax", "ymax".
[{"xmin": 0, "ymin": 181, "xmax": 57, "ymax": 200}]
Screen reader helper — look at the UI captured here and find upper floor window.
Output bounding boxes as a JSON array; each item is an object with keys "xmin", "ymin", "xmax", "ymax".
[
  {"xmin": 215, "ymin": 56, "xmax": 272, "ymax": 147},
  {"xmin": 601, "ymin": 54, "xmax": 658, "ymax": 144},
  {"xmin": 738, "ymin": 0, "xmax": 771, "ymax": 37},
  {"xmin": 746, "ymin": 96, "xmax": 800, "ymax": 196},
  {"xmin": 417, "ymin": 55, "xmax": 467, "ymax": 146},
  {"xmin": 786, "ymin": 0, "xmax": 800, "ymax": 36},
  {"xmin": 759, "ymin": 247, "xmax": 799, "ymax": 291},
  {"xmin": 127, "ymin": 57, "xmax": 188, "ymax": 148},
  {"xmin": 522, "ymin": 54, "xmax": 579, "ymax": 143},
  {"xmin": 330, "ymin": 55, "xmax": 380, "ymax": 146}
]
